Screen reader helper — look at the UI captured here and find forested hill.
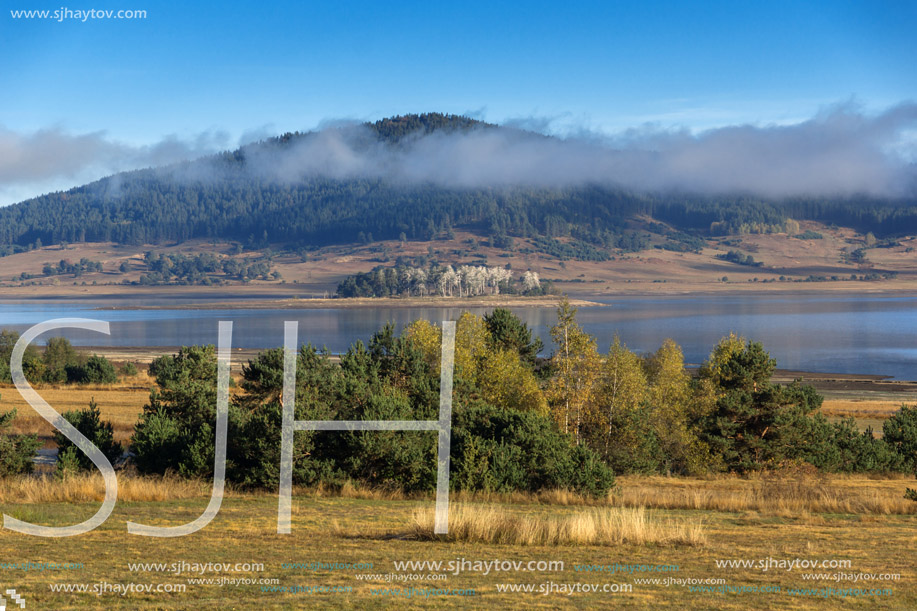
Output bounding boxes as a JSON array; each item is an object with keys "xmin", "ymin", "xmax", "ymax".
[{"xmin": 0, "ymin": 112, "xmax": 916, "ymax": 253}]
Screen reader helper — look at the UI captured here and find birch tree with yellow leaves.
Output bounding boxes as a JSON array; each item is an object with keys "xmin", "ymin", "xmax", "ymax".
[
  {"xmin": 592, "ymin": 335, "xmax": 648, "ymax": 454},
  {"xmin": 403, "ymin": 312, "xmax": 547, "ymax": 415},
  {"xmin": 546, "ymin": 296, "xmax": 601, "ymax": 444}
]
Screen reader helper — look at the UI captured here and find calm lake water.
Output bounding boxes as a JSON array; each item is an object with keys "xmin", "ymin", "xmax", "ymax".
[{"xmin": 1, "ymin": 293, "xmax": 916, "ymax": 379}]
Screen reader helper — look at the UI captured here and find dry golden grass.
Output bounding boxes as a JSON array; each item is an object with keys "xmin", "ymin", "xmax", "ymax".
[
  {"xmin": 0, "ymin": 473, "xmax": 212, "ymax": 503},
  {"xmin": 349, "ymin": 471, "xmax": 917, "ymax": 517},
  {"xmin": 1, "ymin": 379, "xmax": 151, "ymax": 443},
  {"xmin": 613, "ymin": 472, "xmax": 917, "ymax": 515},
  {"xmin": 301, "ymin": 479, "xmax": 414, "ymax": 501},
  {"xmin": 4, "ymin": 459, "xmax": 914, "ymax": 518},
  {"xmin": 7, "ymin": 224, "xmax": 917, "ymax": 299},
  {"xmin": 1, "ymin": 491, "xmax": 913, "ymax": 610},
  {"xmin": 408, "ymin": 503, "xmax": 707, "ymax": 546},
  {"xmin": 822, "ymin": 399, "xmax": 902, "ymax": 418}
]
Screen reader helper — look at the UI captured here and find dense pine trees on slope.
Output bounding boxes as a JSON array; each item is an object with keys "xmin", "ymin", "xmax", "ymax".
[{"xmin": 1, "ymin": 114, "xmax": 914, "ymax": 255}]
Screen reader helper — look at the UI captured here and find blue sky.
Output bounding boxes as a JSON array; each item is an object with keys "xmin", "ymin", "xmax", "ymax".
[{"xmin": 1, "ymin": 0, "xmax": 915, "ymax": 203}]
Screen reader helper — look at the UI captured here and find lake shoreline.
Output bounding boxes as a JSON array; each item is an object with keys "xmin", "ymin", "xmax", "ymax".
[
  {"xmin": 4, "ymin": 292, "xmax": 917, "ymax": 382},
  {"xmin": 5, "ymin": 281, "xmax": 917, "ymax": 302},
  {"xmin": 45, "ymin": 346, "xmax": 917, "ymax": 388},
  {"xmin": 95, "ymin": 295, "xmax": 605, "ymax": 311}
]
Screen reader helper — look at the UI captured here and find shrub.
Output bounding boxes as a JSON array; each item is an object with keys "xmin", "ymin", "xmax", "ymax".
[
  {"xmin": 598, "ymin": 404, "xmax": 664, "ymax": 475},
  {"xmin": 883, "ymin": 406, "xmax": 917, "ymax": 472},
  {"xmin": 119, "ymin": 362, "xmax": 138, "ymax": 377},
  {"xmin": 227, "ymin": 400, "xmax": 340, "ymax": 489},
  {"xmin": 0, "ymin": 408, "xmax": 40, "ymax": 476},
  {"xmin": 66, "ymin": 355, "xmax": 118, "ymax": 384},
  {"xmin": 55, "ymin": 447, "xmax": 83, "ymax": 478},
  {"xmin": 43, "ymin": 336, "xmax": 81, "ymax": 383},
  {"xmin": 0, "ymin": 329, "xmax": 43, "ymax": 384},
  {"xmin": 799, "ymin": 416, "xmax": 904, "ymax": 473},
  {"xmin": 483, "ymin": 308, "xmax": 543, "ymax": 364},
  {"xmin": 131, "ymin": 407, "xmax": 184, "ymax": 474},
  {"xmin": 229, "ymin": 346, "xmax": 351, "ymax": 489},
  {"xmin": 53, "ymin": 398, "xmax": 122, "ymax": 473},
  {"xmin": 132, "ymin": 346, "xmax": 245, "ymax": 478},
  {"xmin": 451, "ymin": 403, "xmax": 615, "ymax": 497}
]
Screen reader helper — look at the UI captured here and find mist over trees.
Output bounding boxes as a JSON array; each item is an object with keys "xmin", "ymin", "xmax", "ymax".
[{"xmin": 0, "ymin": 114, "xmax": 914, "ymax": 257}]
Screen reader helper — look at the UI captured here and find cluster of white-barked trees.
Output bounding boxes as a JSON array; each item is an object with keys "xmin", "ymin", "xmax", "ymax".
[{"xmin": 398, "ymin": 265, "xmax": 540, "ymax": 297}]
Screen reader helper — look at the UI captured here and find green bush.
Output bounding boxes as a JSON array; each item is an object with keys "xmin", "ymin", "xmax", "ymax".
[
  {"xmin": 0, "ymin": 408, "xmax": 40, "ymax": 476},
  {"xmin": 228, "ymin": 345, "xmax": 342, "ymax": 488},
  {"xmin": 596, "ymin": 404, "xmax": 664, "ymax": 475},
  {"xmin": 53, "ymin": 398, "xmax": 122, "ymax": 473},
  {"xmin": 55, "ymin": 447, "xmax": 83, "ymax": 478},
  {"xmin": 43, "ymin": 337, "xmax": 81, "ymax": 383},
  {"xmin": 132, "ymin": 346, "xmax": 245, "ymax": 478},
  {"xmin": 0, "ymin": 329, "xmax": 43, "ymax": 384},
  {"xmin": 223, "ymin": 333, "xmax": 613, "ymax": 497},
  {"xmin": 119, "ymin": 362, "xmax": 138, "ymax": 377},
  {"xmin": 799, "ymin": 416, "xmax": 904, "ymax": 473},
  {"xmin": 483, "ymin": 308, "xmax": 543, "ymax": 365},
  {"xmin": 228, "ymin": 400, "xmax": 340, "ymax": 489},
  {"xmin": 883, "ymin": 406, "xmax": 917, "ymax": 473},
  {"xmin": 451, "ymin": 403, "xmax": 615, "ymax": 497},
  {"xmin": 327, "ymin": 390, "xmax": 436, "ymax": 493},
  {"xmin": 700, "ymin": 342, "xmax": 826, "ymax": 472},
  {"xmin": 131, "ymin": 407, "xmax": 184, "ymax": 474},
  {"xmin": 66, "ymin": 355, "xmax": 118, "ymax": 384}
]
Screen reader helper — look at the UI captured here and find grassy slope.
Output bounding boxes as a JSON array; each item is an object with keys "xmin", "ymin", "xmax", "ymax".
[{"xmin": 1, "ymin": 221, "xmax": 916, "ymax": 297}]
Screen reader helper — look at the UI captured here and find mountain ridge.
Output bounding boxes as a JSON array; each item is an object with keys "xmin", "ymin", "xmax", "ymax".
[{"xmin": 0, "ymin": 113, "xmax": 915, "ymax": 257}]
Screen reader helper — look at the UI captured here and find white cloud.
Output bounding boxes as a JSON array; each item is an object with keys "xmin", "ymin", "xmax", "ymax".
[{"xmin": 2, "ymin": 101, "xmax": 915, "ymax": 205}]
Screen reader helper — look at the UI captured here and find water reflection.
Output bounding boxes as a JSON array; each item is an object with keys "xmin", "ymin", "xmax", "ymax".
[{"xmin": 1, "ymin": 294, "xmax": 916, "ymax": 379}]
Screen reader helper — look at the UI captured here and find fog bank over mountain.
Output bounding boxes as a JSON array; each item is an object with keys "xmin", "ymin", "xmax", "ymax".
[
  {"xmin": 1, "ymin": 102, "xmax": 915, "ymax": 206},
  {"xmin": 237, "ymin": 102, "xmax": 916, "ymax": 198}
]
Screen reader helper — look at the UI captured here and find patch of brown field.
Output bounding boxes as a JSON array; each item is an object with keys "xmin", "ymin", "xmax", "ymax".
[
  {"xmin": 0, "ymin": 242, "xmax": 141, "ymax": 279},
  {"xmin": 4, "ymin": 223, "xmax": 917, "ymax": 299},
  {"xmin": 613, "ymin": 472, "xmax": 917, "ymax": 515},
  {"xmin": 821, "ymin": 399, "xmax": 903, "ymax": 419},
  {"xmin": 294, "ymin": 471, "xmax": 917, "ymax": 521},
  {"xmin": 1, "ymin": 374, "xmax": 253, "ymax": 444},
  {"xmin": 1, "ymin": 381, "xmax": 151, "ymax": 443},
  {"xmin": 405, "ymin": 503, "xmax": 706, "ymax": 546},
  {"xmin": 300, "ymin": 480, "xmax": 415, "ymax": 501},
  {"xmin": 0, "ymin": 473, "xmax": 212, "ymax": 503}
]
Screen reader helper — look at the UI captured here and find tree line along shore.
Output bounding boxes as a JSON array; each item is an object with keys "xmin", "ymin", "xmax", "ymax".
[{"xmin": 0, "ymin": 299, "xmax": 915, "ymax": 503}]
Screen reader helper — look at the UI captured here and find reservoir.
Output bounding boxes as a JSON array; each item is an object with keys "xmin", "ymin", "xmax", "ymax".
[{"xmin": 1, "ymin": 293, "xmax": 915, "ymax": 380}]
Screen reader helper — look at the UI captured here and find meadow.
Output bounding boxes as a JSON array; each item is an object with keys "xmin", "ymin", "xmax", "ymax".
[
  {"xmin": 1, "ymin": 320, "xmax": 915, "ymax": 609},
  {"xmin": 0, "ymin": 473, "xmax": 914, "ymax": 609}
]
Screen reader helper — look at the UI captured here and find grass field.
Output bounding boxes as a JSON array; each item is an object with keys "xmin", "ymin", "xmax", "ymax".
[
  {"xmin": 0, "ymin": 475, "xmax": 914, "ymax": 609},
  {"xmin": 1, "ymin": 364, "xmax": 915, "ymax": 608}
]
